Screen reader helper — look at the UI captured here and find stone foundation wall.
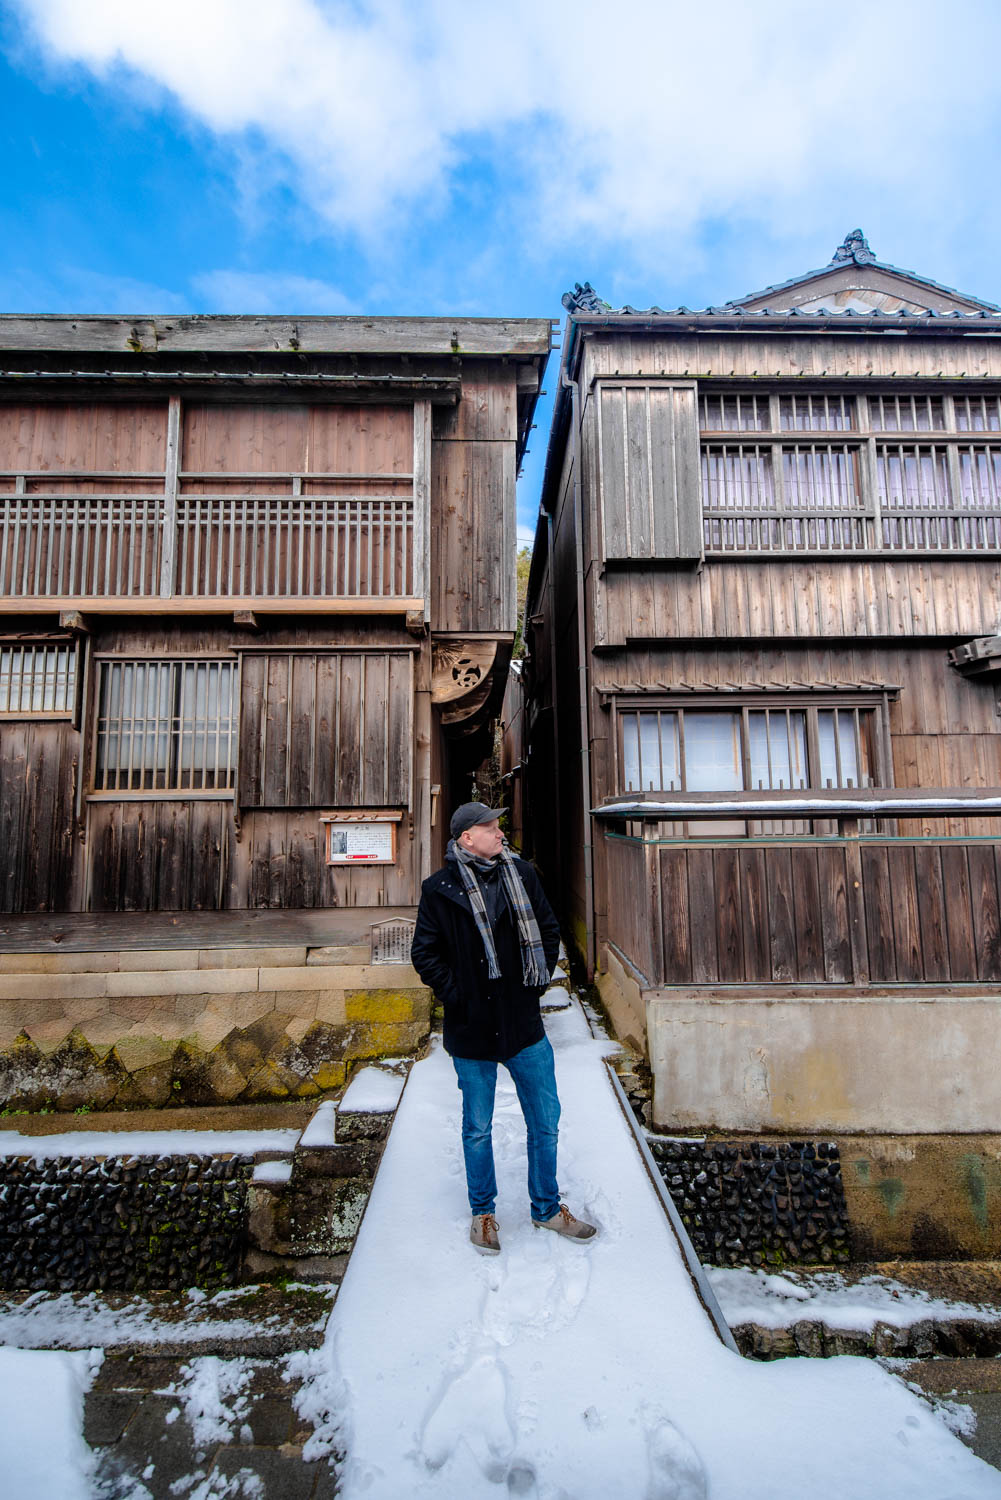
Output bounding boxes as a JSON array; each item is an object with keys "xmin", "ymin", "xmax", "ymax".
[
  {"xmin": 648, "ymin": 1133, "xmax": 1001, "ymax": 1265},
  {"xmin": 0, "ymin": 949, "xmax": 431, "ymax": 1109},
  {"xmin": 0, "ymin": 1153, "xmax": 253, "ymax": 1292},
  {"xmin": 648, "ymin": 1137, "xmax": 850, "ymax": 1268}
]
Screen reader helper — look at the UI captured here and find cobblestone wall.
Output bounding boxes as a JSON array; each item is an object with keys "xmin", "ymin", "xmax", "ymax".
[
  {"xmin": 0, "ymin": 1154, "xmax": 253, "ymax": 1292},
  {"xmin": 648, "ymin": 1137, "xmax": 850, "ymax": 1267}
]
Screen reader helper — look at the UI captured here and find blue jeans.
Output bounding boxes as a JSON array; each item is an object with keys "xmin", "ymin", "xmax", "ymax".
[{"xmin": 452, "ymin": 1035, "xmax": 561, "ymax": 1222}]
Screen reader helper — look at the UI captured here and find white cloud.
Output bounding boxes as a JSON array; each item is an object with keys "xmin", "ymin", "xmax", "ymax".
[
  {"xmin": 192, "ymin": 270, "xmax": 356, "ymax": 314},
  {"xmin": 13, "ymin": 0, "xmax": 1001, "ymax": 275}
]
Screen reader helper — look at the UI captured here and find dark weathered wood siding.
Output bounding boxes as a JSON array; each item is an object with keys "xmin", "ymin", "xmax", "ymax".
[
  {"xmin": 238, "ymin": 650, "xmax": 414, "ymax": 809},
  {"xmin": 592, "ymin": 381, "xmax": 701, "ymax": 561},
  {"xmin": 0, "ymin": 721, "xmax": 78, "ymax": 911}
]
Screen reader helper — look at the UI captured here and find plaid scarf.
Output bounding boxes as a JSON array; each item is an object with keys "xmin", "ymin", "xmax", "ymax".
[{"xmin": 447, "ymin": 839, "xmax": 549, "ymax": 987}]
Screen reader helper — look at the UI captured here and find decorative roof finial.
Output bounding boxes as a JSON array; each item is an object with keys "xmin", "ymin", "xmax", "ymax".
[
  {"xmin": 831, "ymin": 229, "xmax": 876, "ymax": 266},
  {"xmin": 561, "ymin": 282, "xmax": 610, "ymax": 313}
]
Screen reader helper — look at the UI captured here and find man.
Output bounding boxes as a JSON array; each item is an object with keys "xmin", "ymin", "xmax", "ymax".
[{"xmin": 411, "ymin": 801, "xmax": 597, "ymax": 1255}]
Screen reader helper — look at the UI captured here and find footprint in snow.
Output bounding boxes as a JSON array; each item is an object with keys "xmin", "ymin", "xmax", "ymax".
[
  {"xmin": 420, "ymin": 1348, "xmax": 515, "ymax": 1482},
  {"xmin": 644, "ymin": 1412, "xmax": 708, "ymax": 1500},
  {"xmin": 480, "ymin": 1233, "xmax": 591, "ymax": 1346},
  {"xmin": 506, "ymin": 1459, "xmax": 539, "ymax": 1496}
]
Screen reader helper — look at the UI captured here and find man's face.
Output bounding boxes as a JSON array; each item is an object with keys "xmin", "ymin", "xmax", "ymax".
[{"xmin": 460, "ymin": 818, "xmax": 503, "ymax": 859}]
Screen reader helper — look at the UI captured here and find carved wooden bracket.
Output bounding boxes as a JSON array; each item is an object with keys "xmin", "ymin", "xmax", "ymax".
[
  {"xmin": 441, "ymin": 678, "xmax": 493, "ymax": 727},
  {"xmin": 431, "ymin": 639, "xmax": 498, "ymax": 705}
]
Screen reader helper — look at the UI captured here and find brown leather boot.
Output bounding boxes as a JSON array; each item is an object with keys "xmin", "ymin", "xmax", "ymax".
[
  {"xmin": 532, "ymin": 1204, "xmax": 597, "ymax": 1240},
  {"xmin": 470, "ymin": 1213, "xmax": 501, "ymax": 1255}
]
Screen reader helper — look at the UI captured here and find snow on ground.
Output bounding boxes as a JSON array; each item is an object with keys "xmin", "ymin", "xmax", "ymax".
[
  {"xmin": 0, "ymin": 1127, "xmax": 302, "ymax": 1160},
  {"xmin": 710, "ymin": 1266, "xmax": 1001, "ymax": 1332},
  {"xmin": 168, "ymin": 1355, "xmax": 254, "ymax": 1452},
  {"xmin": 0, "ymin": 1346, "xmax": 101, "ymax": 1499},
  {"xmin": 294, "ymin": 995, "xmax": 1001, "ymax": 1500},
  {"xmin": 339, "ymin": 1066, "xmax": 405, "ymax": 1114},
  {"xmin": 0, "ymin": 1286, "xmax": 333, "ymax": 1350}
]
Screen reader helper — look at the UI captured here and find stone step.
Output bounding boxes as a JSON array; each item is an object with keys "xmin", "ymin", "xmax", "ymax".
[{"xmin": 0, "ymin": 1284, "xmax": 336, "ymax": 1358}]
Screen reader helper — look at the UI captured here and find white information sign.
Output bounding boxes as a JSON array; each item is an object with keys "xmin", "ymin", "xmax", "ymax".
[{"xmin": 326, "ymin": 820, "xmax": 396, "ymax": 864}]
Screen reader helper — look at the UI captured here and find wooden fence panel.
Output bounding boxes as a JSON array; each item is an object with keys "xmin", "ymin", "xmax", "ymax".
[{"xmin": 611, "ymin": 832, "xmax": 1001, "ymax": 988}]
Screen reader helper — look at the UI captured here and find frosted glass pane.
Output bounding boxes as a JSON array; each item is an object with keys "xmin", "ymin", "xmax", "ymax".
[
  {"xmin": 639, "ymin": 714, "xmax": 662, "ymax": 790},
  {"xmin": 747, "ymin": 711, "xmax": 808, "ymax": 790},
  {"xmin": 684, "ymin": 712, "xmax": 742, "ymax": 791},
  {"xmin": 818, "ymin": 710, "xmax": 859, "ymax": 787}
]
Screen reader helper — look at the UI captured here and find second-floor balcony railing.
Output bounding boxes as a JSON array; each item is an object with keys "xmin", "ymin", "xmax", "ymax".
[{"xmin": 0, "ymin": 473, "xmax": 418, "ymax": 603}]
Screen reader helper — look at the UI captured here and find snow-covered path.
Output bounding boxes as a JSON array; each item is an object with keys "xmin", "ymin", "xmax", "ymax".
[{"xmin": 301, "ymin": 998, "xmax": 1001, "ymax": 1499}]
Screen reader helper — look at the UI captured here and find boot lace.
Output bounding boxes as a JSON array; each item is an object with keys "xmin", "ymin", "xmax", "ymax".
[
  {"xmin": 558, "ymin": 1205, "xmax": 576, "ymax": 1225},
  {"xmin": 477, "ymin": 1213, "xmax": 498, "ymax": 1235}
]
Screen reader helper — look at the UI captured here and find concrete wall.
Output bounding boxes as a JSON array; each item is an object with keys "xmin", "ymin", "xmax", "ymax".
[{"xmin": 646, "ymin": 988, "xmax": 1001, "ymax": 1135}]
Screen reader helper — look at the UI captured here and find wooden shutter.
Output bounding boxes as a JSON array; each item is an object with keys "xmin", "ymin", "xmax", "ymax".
[{"xmin": 595, "ymin": 380, "xmax": 702, "ymax": 562}]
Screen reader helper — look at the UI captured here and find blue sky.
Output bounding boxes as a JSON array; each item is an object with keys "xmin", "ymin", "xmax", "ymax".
[{"xmin": 4, "ymin": 0, "xmax": 1001, "ymax": 541}]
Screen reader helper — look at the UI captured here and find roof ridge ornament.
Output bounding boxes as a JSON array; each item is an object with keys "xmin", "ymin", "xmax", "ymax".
[
  {"xmin": 561, "ymin": 282, "xmax": 611, "ymax": 313},
  {"xmin": 831, "ymin": 229, "xmax": 876, "ymax": 267}
]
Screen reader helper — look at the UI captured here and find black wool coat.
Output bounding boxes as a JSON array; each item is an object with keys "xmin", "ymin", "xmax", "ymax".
[{"xmin": 410, "ymin": 855, "xmax": 561, "ymax": 1062}]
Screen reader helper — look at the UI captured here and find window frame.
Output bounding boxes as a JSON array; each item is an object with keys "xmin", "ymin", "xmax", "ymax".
[
  {"xmin": 89, "ymin": 653, "xmax": 240, "ymax": 800},
  {"xmin": 612, "ymin": 690, "xmax": 893, "ymax": 834}
]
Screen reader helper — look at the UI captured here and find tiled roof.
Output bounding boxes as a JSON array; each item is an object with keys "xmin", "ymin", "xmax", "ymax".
[
  {"xmin": 561, "ymin": 231, "xmax": 1001, "ymax": 321},
  {"xmin": 724, "ymin": 229, "xmax": 1001, "ymax": 313}
]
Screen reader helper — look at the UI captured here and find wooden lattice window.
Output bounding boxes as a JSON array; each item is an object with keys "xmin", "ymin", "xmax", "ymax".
[
  {"xmin": 700, "ymin": 388, "xmax": 1001, "ymax": 554},
  {"xmin": 93, "ymin": 658, "xmax": 238, "ymax": 794},
  {"xmin": 0, "ymin": 641, "xmax": 78, "ymax": 718}
]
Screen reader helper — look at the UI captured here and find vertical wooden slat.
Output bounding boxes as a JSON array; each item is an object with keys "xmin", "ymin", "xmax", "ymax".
[
  {"xmin": 687, "ymin": 848, "xmax": 719, "ymax": 982},
  {"xmin": 913, "ymin": 844, "xmax": 949, "ymax": 981},
  {"xmin": 968, "ymin": 844, "xmax": 1001, "ymax": 980},
  {"xmin": 887, "ymin": 845, "xmax": 923, "ymax": 981},
  {"xmin": 737, "ymin": 845, "xmax": 770, "ymax": 980},
  {"xmin": 861, "ymin": 844, "xmax": 896, "ymax": 981},
  {"xmin": 765, "ymin": 846, "xmax": 797, "ymax": 981},
  {"xmin": 817, "ymin": 843, "xmax": 852, "ymax": 982},
  {"xmin": 714, "ymin": 847, "xmax": 744, "ymax": 981},
  {"xmin": 413, "ymin": 399, "xmax": 431, "ymax": 617},
  {"xmin": 940, "ymin": 843, "xmax": 977, "ymax": 978},
  {"xmin": 790, "ymin": 845, "xmax": 824, "ymax": 981},
  {"xmin": 660, "ymin": 847, "xmax": 692, "ymax": 983},
  {"xmin": 160, "ymin": 396, "xmax": 180, "ymax": 597}
]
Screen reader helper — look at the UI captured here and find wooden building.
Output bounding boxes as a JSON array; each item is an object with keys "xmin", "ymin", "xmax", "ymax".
[
  {"xmin": 520, "ymin": 232, "xmax": 1001, "ymax": 1147},
  {"xmin": 0, "ymin": 312, "xmax": 550, "ymax": 1108}
]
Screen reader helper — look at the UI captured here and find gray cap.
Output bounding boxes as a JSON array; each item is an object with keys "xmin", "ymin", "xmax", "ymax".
[{"xmin": 450, "ymin": 801, "xmax": 502, "ymax": 839}]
